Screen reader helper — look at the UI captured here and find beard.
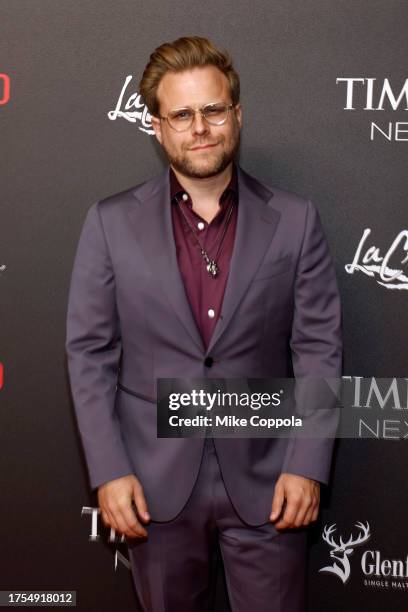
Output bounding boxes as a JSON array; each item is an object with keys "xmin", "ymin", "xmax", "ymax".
[{"xmin": 162, "ymin": 128, "xmax": 241, "ymax": 179}]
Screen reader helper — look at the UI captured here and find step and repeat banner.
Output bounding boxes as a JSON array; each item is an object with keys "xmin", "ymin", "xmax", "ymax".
[{"xmin": 1, "ymin": 1, "xmax": 407, "ymax": 610}]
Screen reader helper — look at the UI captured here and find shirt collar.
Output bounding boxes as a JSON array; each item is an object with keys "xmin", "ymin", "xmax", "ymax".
[{"xmin": 170, "ymin": 162, "xmax": 238, "ymax": 206}]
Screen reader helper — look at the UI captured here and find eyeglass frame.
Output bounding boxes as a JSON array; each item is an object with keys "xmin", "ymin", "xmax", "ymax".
[{"xmin": 157, "ymin": 101, "xmax": 237, "ymax": 132}]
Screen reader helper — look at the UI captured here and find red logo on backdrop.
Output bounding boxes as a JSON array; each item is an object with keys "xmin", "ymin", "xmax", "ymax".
[
  {"xmin": 0, "ymin": 74, "xmax": 10, "ymax": 105},
  {"xmin": 0, "ymin": 362, "xmax": 3, "ymax": 389}
]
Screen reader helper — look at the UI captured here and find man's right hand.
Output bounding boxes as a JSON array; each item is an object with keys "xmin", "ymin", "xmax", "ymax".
[{"xmin": 97, "ymin": 474, "xmax": 150, "ymax": 539}]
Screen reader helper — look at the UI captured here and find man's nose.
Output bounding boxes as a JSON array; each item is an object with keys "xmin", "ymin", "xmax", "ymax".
[{"xmin": 192, "ymin": 111, "xmax": 209, "ymax": 135}]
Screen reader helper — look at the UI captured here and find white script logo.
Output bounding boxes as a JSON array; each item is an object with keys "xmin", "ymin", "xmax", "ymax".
[
  {"xmin": 345, "ymin": 229, "xmax": 408, "ymax": 289},
  {"xmin": 108, "ymin": 75, "xmax": 154, "ymax": 134},
  {"xmin": 319, "ymin": 521, "xmax": 371, "ymax": 584}
]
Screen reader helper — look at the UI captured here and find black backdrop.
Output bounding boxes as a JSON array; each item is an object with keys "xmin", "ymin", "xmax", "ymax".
[{"xmin": 1, "ymin": 1, "xmax": 407, "ymax": 610}]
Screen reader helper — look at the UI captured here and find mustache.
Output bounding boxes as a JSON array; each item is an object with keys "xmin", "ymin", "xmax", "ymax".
[{"xmin": 187, "ymin": 139, "xmax": 222, "ymax": 149}]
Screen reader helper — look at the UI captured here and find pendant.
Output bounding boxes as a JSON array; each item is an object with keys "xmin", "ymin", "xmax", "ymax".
[{"xmin": 207, "ymin": 260, "xmax": 219, "ymax": 277}]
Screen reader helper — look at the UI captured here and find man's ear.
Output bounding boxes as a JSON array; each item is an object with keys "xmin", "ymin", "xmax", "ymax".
[
  {"xmin": 234, "ymin": 103, "xmax": 243, "ymax": 129},
  {"xmin": 150, "ymin": 115, "xmax": 163, "ymax": 145}
]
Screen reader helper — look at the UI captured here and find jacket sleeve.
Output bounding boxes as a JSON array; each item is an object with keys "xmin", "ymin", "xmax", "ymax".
[
  {"xmin": 282, "ymin": 199, "xmax": 343, "ymax": 485},
  {"xmin": 65, "ymin": 202, "xmax": 134, "ymax": 490}
]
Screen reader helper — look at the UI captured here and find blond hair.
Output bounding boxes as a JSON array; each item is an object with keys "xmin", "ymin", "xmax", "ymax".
[{"xmin": 139, "ymin": 36, "xmax": 240, "ymax": 116}]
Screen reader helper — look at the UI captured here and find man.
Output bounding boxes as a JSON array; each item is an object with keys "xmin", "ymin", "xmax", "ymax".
[{"xmin": 66, "ymin": 36, "xmax": 342, "ymax": 612}]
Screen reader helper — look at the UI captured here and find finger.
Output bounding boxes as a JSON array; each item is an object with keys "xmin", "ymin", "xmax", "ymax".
[
  {"xmin": 270, "ymin": 482, "xmax": 285, "ymax": 521},
  {"xmin": 309, "ymin": 490, "xmax": 320, "ymax": 524},
  {"xmin": 301, "ymin": 505, "xmax": 315, "ymax": 526},
  {"xmin": 293, "ymin": 496, "xmax": 313, "ymax": 527},
  {"xmin": 103, "ymin": 503, "xmax": 125, "ymax": 533},
  {"xmin": 275, "ymin": 495, "xmax": 301, "ymax": 529},
  {"xmin": 98, "ymin": 493, "xmax": 113, "ymax": 526},
  {"xmin": 101, "ymin": 510, "xmax": 111, "ymax": 528},
  {"xmin": 311, "ymin": 505, "xmax": 319, "ymax": 523},
  {"xmin": 133, "ymin": 484, "xmax": 150, "ymax": 523},
  {"xmin": 302, "ymin": 486, "xmax": 320, "ymax": 525},
  {"xmin": 99, "ymin": 490, "xmax": 137, "ymax": 536},
  {"xmin": 102, "ymin": 496, "xmax": 132, "ymax": 536},
  {"xmin": 102, "ymin": 505, "xmax": 119, "ymax": 532},
  {"xmin": 120, "ymin": 505, "xmax": 148, "ymax": 538},
  {"xmin": 106, "ymin": 505, "xmax": 139, "ymax": 538}
]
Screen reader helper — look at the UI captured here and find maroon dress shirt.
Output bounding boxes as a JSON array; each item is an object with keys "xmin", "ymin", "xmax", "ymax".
[{"xmin": 170, "ymin": 163, "xmax": 238, "ymax": 350}]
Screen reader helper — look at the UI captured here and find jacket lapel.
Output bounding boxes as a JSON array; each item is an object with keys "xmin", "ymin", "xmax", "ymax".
[
  {"xmin": 128, "ymin": 168, "xmax": 206, "ymax": 353},
  {"xmin": 127, "ymin": 164, "xmax": 281, "ymax": 357},
  {"xmin": 205, "ymin": 166, "xmax": 281, "ymax": 355}
]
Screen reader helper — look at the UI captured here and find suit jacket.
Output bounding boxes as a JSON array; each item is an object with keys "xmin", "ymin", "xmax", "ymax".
[{"xmin": 65, "ymin": 164, "xmax": 342, "ymax": 526}]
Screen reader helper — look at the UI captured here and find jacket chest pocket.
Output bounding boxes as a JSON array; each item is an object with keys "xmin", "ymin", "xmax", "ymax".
[{"xmin": 252, "ymin": 254, "xmax": 292, "ymax": 282}]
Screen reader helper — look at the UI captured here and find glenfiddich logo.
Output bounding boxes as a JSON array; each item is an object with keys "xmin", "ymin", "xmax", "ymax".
[
  {"xmin": 320, "ymin": 521, "xmax": 371, "ymax": 583},
  {"xmin": 320, "ymin": 521, "xmax": 408, "ymax": 590}
]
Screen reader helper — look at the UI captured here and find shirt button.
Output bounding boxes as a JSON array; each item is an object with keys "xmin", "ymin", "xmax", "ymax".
[
  {"xmin": 197, "ymin": 221, "xmax": 205, "ymax": 230},
  {"xmin": 204, "ymin": 356, "xmax": 214, "ymax": 367},
  {"xmin": 208, "ymin": 309, "xmax": 215, "ymax": 318},
  {"xmin": 182, "ymin": 193, "xmax": 188, "ymax": 201}
]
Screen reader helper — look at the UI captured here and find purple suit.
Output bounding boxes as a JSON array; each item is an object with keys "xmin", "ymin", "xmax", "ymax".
[
  {"xmin": 66, "ymin": 164, "xmax": 342, "ymax": 612},
  {"xmin": 66, "ymin": 164, "xmax": 342, "ymax": 525}
]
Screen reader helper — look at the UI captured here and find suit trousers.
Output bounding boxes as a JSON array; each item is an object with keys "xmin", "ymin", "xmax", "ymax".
[{"xmin": 127, "ymin": 438, "xmax": 308, "ymax": 612}]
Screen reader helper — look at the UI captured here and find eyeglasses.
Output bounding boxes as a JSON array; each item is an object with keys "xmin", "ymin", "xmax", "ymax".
[{"xmin": 159, "ymin": 102, "xmax": 235, "ymax": 132}]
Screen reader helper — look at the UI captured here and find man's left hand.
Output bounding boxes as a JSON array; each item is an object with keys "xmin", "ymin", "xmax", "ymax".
[{"xmin": 269, "ymin": 473, "xmax": 320, "ymax": 529}]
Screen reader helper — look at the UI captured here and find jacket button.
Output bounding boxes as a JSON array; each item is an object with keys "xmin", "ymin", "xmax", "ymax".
[{"xmin": 204, "ymin": 356, "xmax": 214, "ymax": 367}]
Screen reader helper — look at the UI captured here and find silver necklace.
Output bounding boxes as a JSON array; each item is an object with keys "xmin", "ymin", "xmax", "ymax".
[{"xmin": 176, "ymin": 195, "xmax": 235, "ymax": 278}]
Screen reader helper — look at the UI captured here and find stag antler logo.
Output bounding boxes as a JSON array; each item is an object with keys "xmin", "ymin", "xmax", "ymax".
[{"xmin": 319, "ymin": 521, "xmax": 371, "ymax": 584}]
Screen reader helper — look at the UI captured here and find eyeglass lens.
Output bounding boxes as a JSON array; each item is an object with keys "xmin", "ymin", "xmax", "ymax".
[{"xmin": 167, "ymin": 103, "xmax": 229, "ymax": 130}]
